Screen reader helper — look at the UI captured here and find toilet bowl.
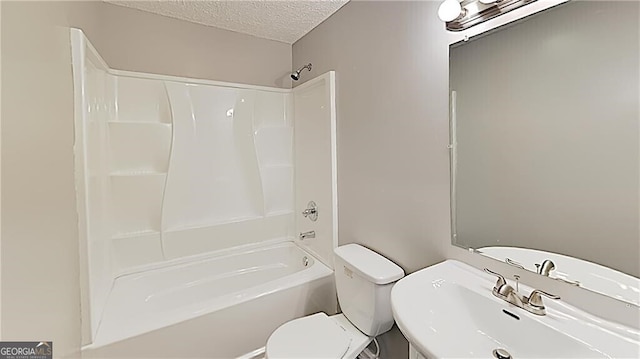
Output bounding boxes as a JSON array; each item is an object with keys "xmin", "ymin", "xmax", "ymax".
[
  {"xmin": 266, "ymin": 313, "xmax": 370, "ymax": 359},
  {"xmin": 265, "ymin": 244, "xmax": 405, "ymax": 359}
]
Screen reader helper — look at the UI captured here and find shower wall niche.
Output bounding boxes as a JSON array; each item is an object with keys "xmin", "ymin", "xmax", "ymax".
[{"xmin": 109, "ymin": 76, "xmax": 172, "ymax": 269}]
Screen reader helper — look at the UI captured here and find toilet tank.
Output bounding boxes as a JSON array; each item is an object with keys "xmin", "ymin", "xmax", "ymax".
[{"xmin": 334, "ymin": 244, "xmax": 405, "ymax": 337}]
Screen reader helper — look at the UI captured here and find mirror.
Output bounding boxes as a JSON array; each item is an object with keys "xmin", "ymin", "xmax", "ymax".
[{"xmin": 449, "ymin": 0, "xmax": 639, "ymax": 305}]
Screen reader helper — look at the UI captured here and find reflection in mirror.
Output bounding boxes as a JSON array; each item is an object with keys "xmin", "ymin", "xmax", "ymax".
[{"xmin": 449, "ymin": 0, "xmax": 639, "ymax": 305}]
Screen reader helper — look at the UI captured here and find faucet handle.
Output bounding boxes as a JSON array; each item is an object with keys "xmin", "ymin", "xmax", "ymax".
[
  {"xmin": 484, "ymin": 268, "xmax": 507, "ymax": 289},
  {"xmin": 528, "ymin": 289, "xmax": 560, "ymax": 310},
  {"xmin": 302, "ymin": 208, "xmax": 316, "ymax": 216},
  {"xmin": 505, "ymin": 257, "xmax": 525, "ymax": 270},
  {"xmin": 301, "ymin": 201, "xmax": 318, "ymax": 221},
  {"xmin": 554, "ymin": 277, "xmax": 580, "ymax": 287}
]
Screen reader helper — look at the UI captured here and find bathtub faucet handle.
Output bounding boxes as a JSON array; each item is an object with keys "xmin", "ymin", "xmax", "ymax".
[
  {"xmin": 299, "ymin": 231, "xmax": 316, "ymax": 240},
  {"xmin": 301, "ymin": 201, "xmax": 318, "ymax": 221}
]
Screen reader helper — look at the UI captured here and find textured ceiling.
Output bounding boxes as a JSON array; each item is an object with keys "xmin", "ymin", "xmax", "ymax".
[{"xmin": 104, "ymin": 0, "xmax": 349, "ymax": 44}]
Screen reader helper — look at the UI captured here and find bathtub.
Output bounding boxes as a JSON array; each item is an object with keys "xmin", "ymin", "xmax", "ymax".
[{"xmin": 83, "ymin": 241, "xmax": 336, "ymax": 358}]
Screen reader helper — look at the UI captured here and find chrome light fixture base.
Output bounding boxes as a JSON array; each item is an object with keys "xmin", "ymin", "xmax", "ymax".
[{"xmin": 442, "ymin": 0, "xmax": 538, "ymax": 32}]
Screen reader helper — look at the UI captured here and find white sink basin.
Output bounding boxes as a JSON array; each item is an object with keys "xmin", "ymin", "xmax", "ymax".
[
  {"xmin": 477, "ymin": 246, "xmax": 640, "ymax": 306},
  {"xmin": 391, "ymin": 260, "xmax": 640, "ymax": 359}
]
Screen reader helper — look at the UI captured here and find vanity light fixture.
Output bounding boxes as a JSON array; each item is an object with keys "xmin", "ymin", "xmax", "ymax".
[
  {"xmin": 438, "ymin": 0, "xmax": 465, "ymax": 22},
  {"xmin": 438, "ymin": 0, "xmax": 538, "ymax": 32}
]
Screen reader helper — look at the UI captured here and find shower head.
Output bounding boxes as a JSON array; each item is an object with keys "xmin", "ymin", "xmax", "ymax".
[{"xmin": 291, "ymin": 63, "xmax": 312, "ymax": 81}]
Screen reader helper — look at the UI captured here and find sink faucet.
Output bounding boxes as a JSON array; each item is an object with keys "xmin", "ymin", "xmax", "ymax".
[
  {"xmin": 534, "ymin": 259, "xmax": 581, "ymax": 286},
  {"xmin": 535, "ymin": 260, "xmax": 556, "ymax": 276},
  {"xmin": 484, "ymin": 268, "xmax": 560, "ymax": 316},
  {"xmin": 484, "ymin": 268, "xmax": 526, "ymax": 307}
]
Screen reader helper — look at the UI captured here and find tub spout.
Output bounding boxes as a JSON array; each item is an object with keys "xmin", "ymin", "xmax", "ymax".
[{"xmin": 299, "ymin": 231, "xmax": 316, "ymax": 240}]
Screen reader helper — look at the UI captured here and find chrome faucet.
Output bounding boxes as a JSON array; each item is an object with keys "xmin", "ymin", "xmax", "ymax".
[
  {"xmin": 535, "ymin": 259, "xmax": 581, "ymax": 286},
  {"xmin": 484, "ymin": 268, "xmax": 560, "ymax": 316},
  {"xmin": 535, "ymin": 260, "xmax": 556, "ymax": 276},
  {"xmin": 484, "ymin": 268, "xmax": 526, "ymax": 308},
  {"xmin": 301, "ymin": 201, "xmax": 318, "ymax": 222},
  {"xmin": 299, "ymin": 230, "xmax": 316, "ymax": 240},
  {"xmin": 527, "ymin": 289, "xmax": 562, "ymax": 315}
]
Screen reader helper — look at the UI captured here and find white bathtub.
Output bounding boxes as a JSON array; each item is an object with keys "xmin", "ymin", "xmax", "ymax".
[{"xmin": 83, "ymin": 241, "xmax": 336, "ymax": 358}]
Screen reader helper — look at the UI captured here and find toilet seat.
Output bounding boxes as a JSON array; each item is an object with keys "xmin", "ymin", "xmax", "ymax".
[{"xmin": 266, "ymin": 313, "xmax": 359, "ymax": 359}]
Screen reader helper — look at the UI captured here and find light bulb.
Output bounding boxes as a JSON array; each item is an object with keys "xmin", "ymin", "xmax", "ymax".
[{"xmin": 438, "ymin": 0, "xmax": 463, "ymax": 22}]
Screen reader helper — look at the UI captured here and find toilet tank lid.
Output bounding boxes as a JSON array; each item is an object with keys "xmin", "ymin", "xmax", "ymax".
[{"xmin": 334, "ymin": 244, "xmax": 405, "ymax": 284}]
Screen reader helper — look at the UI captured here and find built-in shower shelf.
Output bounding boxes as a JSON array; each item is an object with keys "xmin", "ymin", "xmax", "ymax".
[
  {"xmin": 110, "ymin": 174, "xmax": 165, "ymax": 235},
  {"xmin": 260, "ymin": 164, "xmax": 292, "ymax": 169},
  {"xmin": 264, "ymin": 209, "xmax": 294, "ymax": 217},
  {"xmin": 111, "ymin": 229, "xmax": 161, "ymax": 240},
  {"xmin": 109, "ymin": 171, "xmax": 167, "ymax": 177},
  {"xmin": 108, "ymin": 121, "xmax": 172, "ymax": 126}
]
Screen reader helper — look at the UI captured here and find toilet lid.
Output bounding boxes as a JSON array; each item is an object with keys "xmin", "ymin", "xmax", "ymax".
[{"xmin": 266, "ymin": 313, "xmax": 352, "ymax": 359}]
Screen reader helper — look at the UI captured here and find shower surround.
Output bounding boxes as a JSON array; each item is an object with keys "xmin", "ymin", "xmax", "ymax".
[{"xmin": 72, "ymin": 29, "xmax": 338, "ymax": 357}]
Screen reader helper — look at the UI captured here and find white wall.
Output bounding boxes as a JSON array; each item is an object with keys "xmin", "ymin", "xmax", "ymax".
[
  {"xmin": 72, "ymin": 31, "xmax": 116, "ymax": 345},
  {"xmin": 294, "ymin": 72, "xmax": 338, "ymax": 268},
  {"xmin": 293, "ymin": 1, "xmax": 640, "ymax": 356},
  {"xmin": 107, "ymin": 73, "xmax": 294, "ymax": 269}
]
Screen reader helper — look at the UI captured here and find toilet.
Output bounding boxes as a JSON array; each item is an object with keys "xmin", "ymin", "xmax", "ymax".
[{"xmin": 266, "ymin": 244, "xmax": 405, "ymax": 359}]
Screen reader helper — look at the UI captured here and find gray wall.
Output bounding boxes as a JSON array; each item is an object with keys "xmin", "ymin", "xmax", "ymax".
[
  {"xmin": 94, "ymin": 2, "xmax": 292, "ymax": 88},
  {"xmin": 293, "ymin": 0, "xmax": 640, "ymax": 357},
  {"xmin": 1, "ymin": 1, "xmax": 290, "ymax": 356},
  {"xmin": 293, "ymin": 2, "xmax": 451, "ymax": 357},
  {"xmin": 451, "ymin": 1, "xmax": 639, "ymax": 277},
  {"xmin": 293, "ymin": 0, "xmax": 450, "ymax": 274},
  {"xmin": 2, "ymin": 2, "xmax": 96, "ymax": 356}
]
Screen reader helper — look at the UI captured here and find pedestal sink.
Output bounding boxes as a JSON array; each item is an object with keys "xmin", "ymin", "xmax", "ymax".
[{"xmin": 391, "ymin": 260, "xmax": 640, "ymax": 359}]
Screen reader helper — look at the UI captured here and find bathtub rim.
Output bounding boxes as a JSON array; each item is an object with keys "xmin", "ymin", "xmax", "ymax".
[
  {"xmin": 85, "ymin": 239, "xmax": 334, "ymax": 349},
  {"xmin": 113, "ymin": 237, "xmax": 297, "ymax": 278}
]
